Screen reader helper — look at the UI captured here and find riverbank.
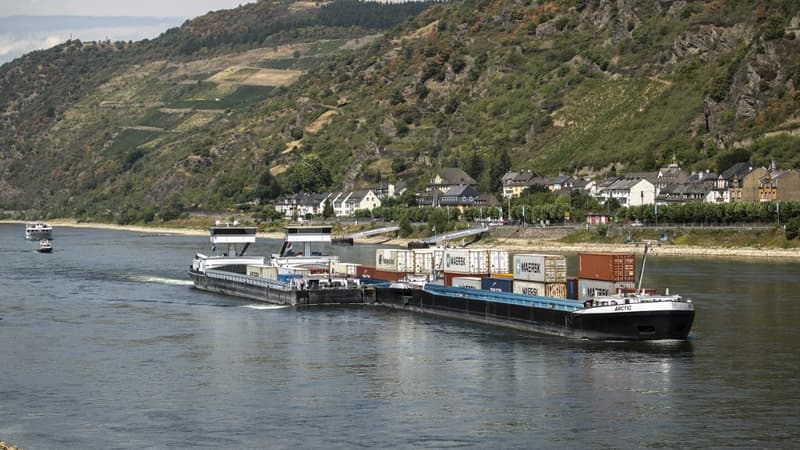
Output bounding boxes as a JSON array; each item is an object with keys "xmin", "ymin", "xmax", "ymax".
[
  {"xmin": 3, "ymin": 220, "xmax": 798, "ymax": 259},
  {"xmin": 353, "ymin": 235, "xmax": 800, "ymax": 259}
]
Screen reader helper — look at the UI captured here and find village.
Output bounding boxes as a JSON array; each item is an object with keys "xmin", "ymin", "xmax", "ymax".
[{"xmin": 273, "ymin": 162, "xmax": 800, "ymax": 221}]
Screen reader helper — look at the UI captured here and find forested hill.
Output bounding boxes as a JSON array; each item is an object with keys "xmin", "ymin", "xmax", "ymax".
[{"xmin": 1, "ymin": 0, "xmax": 800, "ymax": 223}]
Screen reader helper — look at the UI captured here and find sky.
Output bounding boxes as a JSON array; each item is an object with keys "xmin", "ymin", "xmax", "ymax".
[
  {"xmin": 0, "ymin": 0, "xmax": 257, "ymax": 64},
  {"xmin": 1, "ymin": 0, "xmax": 256, "ymax": 18}
]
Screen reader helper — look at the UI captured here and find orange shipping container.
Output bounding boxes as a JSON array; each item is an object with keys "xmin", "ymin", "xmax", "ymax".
[{"xmin": 578, "ymin": 253, "xmax": 636, "ymax": 282}]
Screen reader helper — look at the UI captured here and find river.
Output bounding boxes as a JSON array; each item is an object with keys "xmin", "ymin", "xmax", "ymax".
[{"xmin": 1, "ymin": 223, "xmax": 798, "ymax": 448}]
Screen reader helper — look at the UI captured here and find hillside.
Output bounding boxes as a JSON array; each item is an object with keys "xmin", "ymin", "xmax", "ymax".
[{"xmin": 1, "ymin": 0, "xmax": 800, "ymax": 222}]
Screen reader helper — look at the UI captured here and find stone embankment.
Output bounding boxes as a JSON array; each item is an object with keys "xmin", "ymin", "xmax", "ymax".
[{"xmin": 0, "ymin": 441, "xmax": 20, "ymax": 450}]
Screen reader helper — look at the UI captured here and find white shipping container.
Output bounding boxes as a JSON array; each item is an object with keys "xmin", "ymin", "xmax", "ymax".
[
  {"xmin": 513, "ymin": 280, "xmax": 567, "ymax": 298},
  {"xmin": 488, "ymin": 249, "xmax": 510, "ymax": 274},
  {"xmin": 451, "ymin": 276, "xmax": 482, "ymax": 289},
  {"xmin": 246, "ymin": 264, "xmax": 278, "ymax": 280},
  {"xmin": 412, "ymin": 249, "xmax": 435, "ymax": 274},
  {"xmin": 331, "ymin": 262, "xmax": 360, "ymax": 276},
  {"xmin": 513, "ymin": 254, "xmax": 567, "ymax": 283},
  {"xmin": 443, "ymin": 248, "xmax": 489, "ymax": 274},
  {"xmin": 278, "ymin": 266, "xmax": 311, "ymax": 277},
  {"xmin": 578, "ymin": 279, "xmax": 635, "ymax": 301},
  {"xmin": 376, "ymin": 249, "xmax": 414, "ymax": 272}
]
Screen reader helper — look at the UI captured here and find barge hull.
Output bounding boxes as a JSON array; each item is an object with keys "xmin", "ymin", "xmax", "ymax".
[
  {"xmin": 375, "ymin": 286, "xmax": 694, "ymax": 341},
  {"xmin": 189, "ymin": 270, "xmax": 373, "ymax": 306}
]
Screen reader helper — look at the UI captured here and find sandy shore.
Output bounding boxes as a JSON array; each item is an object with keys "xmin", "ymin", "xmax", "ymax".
[
  {"xmin": 353, "ymin": 236, "xmax": 800, "ymax": 260},
  {"xmin": 4, "ymin": 220, "xmax": 799, "ymax": 259}
]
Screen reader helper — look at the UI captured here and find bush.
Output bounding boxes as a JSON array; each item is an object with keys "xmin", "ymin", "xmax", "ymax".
[{"xmin": 786, "ymin": 217, "xmax": 800, "ymax": 240}]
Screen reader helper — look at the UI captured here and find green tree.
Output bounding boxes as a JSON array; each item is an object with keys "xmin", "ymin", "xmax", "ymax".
[
  {"xmin": 487, "ymin": 147, "xmax": 511, "ymax": 194},
  {"xmin": 323, "ymin": 199, "xmax": 334, "ymax": 218},
  {"xmin": 286, "ymin": 154, "xmax": 332, "ymax": 193},
  {"xmin": 255, "ymin": 170, "xmax": 283, "ymax": 201}
]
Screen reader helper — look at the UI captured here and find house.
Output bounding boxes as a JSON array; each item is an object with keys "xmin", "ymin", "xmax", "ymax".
[
  {"xmin": 711, "ymin": 162, "xmax": 765, "ymax": 203},
  {"xmin": 500, "ymin": 170, "xmax": 538, "ymax": 198},
  {"xmin": 274, "ymin": 192, "xmax": 331, "ymax": 218},
  {"xmin": 329, "ymin": 190, "xmax": 382, "ymax": 217},
  {"xmin": 440, "ymin": 184, "xmax": 483, "ymax": 210},
  {"xmin": 415, "ymin": 190, "xmax": 443, "ymax": 207},
  {"xmin": 551, "ymin": 175, "xmax": 573, "ymax": 191},
  {"xmin": 346, "ymin": 189, "xmax": 382, "ymax": 215},
  {"xmin": 759, "ymin": 169, "xmax": 800, "ymax": 202},
  {"xmin": 657, "ymin": 182, "xmax": 711, "ymax": 204},
  {"xmin": 372, "ymin": 180, "xmax": 406, "ymax": 199},
  {"xmin": 656, "ymin": 163, "xmax": 689, "ymax": 190},
  {"xmin": 570, "ymin": 178, "xmax": 596, "ymax": 194},
  {"xmin": 596, "ymin": 177, "xmax": 656, "ymax": 206},
  {"xmin": 427, "ymin": 168, "xmax": 477, "ymax": 193}
]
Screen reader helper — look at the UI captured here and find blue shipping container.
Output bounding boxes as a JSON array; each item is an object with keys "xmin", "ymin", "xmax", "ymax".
[
  {"xmin": 277, "ymin": 274, "xmax": 303, "ymax": 283},
  {"xmin": 481, "ymin": 277, "xmax": 513, "ymax": 293},
  {"xmin": 566, "ymin": 277, "xmax": 579, "ymax": 300}
]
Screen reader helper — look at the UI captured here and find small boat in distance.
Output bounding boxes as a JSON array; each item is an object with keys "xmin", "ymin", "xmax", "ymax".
[
  {"xmin": 25, "ymin": 222, "xmax": 53, "ymax": 240},
  {"xmin": 37, "ymin": 239, "xmax": 53, "ymax": 253}
]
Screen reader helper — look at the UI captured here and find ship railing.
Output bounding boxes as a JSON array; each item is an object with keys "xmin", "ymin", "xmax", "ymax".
[
  {"xmin": 424, "ymin": 284, "xmax": 583, "ymax": 312},
  {"xmin": 206, "ymin": 269, "xmax": 289, "ymax": 290}
]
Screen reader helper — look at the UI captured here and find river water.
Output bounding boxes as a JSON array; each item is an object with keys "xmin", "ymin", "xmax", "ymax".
[{"xmin": 1, "ymin": 223, "xmax": 799, "ymax": 449}]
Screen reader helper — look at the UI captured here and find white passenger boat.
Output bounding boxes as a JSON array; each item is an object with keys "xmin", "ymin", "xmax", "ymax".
[{"xmin": 25, "ymin": 222, "xmax": 53, "ymax": 240}]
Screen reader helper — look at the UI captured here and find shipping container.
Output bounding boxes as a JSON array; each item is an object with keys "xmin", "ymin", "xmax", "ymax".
[
  {"xmin": 357, "ymin": 265, "xmax": 409, "ymax": 282},
  {"xmin": 451, "ymin": 276, "xmax": 482, "ymax": 289},
  {"xmin": 492, "ymin": 273, "xmax": 514, "ymax": 278},
  {"xmin": 443, "ymin": 248, "xmax": 489, "ymax": 274},
  {"xmin": 412, "ymin": 248, "xmax": 444, "ymax": 274},
  {"xmin": 512, "ymin": 280, "xmax": 567, "ymax": 299},
  {"xmin": 566, "ymin": 276, "xmax": 579, "ymax": 300},
  {"xmin": 578, "ymin": 279, "xmax": 635, "ymax": 301},
  {"xmin": 246, "ymin": 264, "xmax": 278, "ymax": 280},
  {"xmin": 376, "ymin": 249, "xmax": 414, "ymax": 273},
  {"xmin": 578, "ymin": 253, "xmax": 636, "ymax": 282},
  {"xmin": 444, "ymin": 271, "xmax": 489, "ymax": 286},
  {"xmin": 278, "ymin": 266, "xmax": 311, "ymax": 277},
  {"xmin": 488, "ymin": 250, "xmax": 510, "ymax": 274},
  {"xmin": 277, "ymin": 273, "xmax": 303, "ymax": 283},
  {"xmin": 331, "ymin": 262, "xmax": 361, "ymax": 277},
  {"xmin": 481, "ymin": 277, "xmax": 513, "ymax": 293},
  {"xmin": 512, "ymin": 254, "xmax": 567, "ymax": 283}
]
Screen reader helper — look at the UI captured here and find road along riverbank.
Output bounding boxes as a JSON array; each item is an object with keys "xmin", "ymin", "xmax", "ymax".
[{"xmin": 3, "ymin": 220, "xmax": 798, "ymax": 259}]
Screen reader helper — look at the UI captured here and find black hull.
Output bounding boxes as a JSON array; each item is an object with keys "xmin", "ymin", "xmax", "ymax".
[
  {"xmin": 375, "ymin": 287, "xmax": 694, "ymax": 341},
  {"xmin": 572, "ymin": 310, "xmax": 695, "ymax": 340},
  {"xmin": 188, "ymin": 270, "xmax": 373, "ymax": 306}
]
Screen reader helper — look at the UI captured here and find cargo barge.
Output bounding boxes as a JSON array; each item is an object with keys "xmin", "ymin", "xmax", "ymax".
[
  {"xmin": 188, "ymin": 225, "xmax": 694, "ymax": 340},
  {"xmin": 374, "ymin": 283, "xmax": 694, "ymax": 340},
  {"xmin": 371, "ymin": 245, "xmax": 694, "ymax": 340}
]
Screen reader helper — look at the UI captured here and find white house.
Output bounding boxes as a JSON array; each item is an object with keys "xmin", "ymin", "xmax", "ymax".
[{"xmin": 597, "ymin": 178, "xmax": 656, "ymax": 206}]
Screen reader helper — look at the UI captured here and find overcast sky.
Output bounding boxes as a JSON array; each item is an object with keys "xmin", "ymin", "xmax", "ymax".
[
  {"xmin": 1, "ymin": 0, "xmax": 256, "ymax": 18},
  {"xmin": 0, "ymin": 1, "xmax": 257, "ymax": 64}
]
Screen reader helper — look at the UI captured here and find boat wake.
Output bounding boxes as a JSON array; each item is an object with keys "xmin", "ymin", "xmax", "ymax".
[
  {"xmin": 128, "ymin": 274, "xmax": 194, "ymax": 286},
  {"xmin": 242, "ymin": 304, "xmax": 290, "ymax": 310}
]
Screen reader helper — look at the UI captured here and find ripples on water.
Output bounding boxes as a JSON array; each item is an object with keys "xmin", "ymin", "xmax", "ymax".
[{"xmin": 1, "ymin": 224, "xmax": 799, "ymax": 448}]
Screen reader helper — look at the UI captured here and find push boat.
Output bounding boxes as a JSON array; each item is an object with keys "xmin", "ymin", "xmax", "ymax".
[
  {"xmin": 25, "ymin": 222, "xmax": 53, "ymax": 240},
  {"xmin": 189, "ymin": 223, "xmax": 372, "ymax": 305},
  {"xmin": 36, "ymin": 239, "xmax": 53, "ymax": 253}
]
